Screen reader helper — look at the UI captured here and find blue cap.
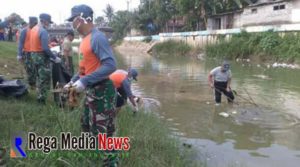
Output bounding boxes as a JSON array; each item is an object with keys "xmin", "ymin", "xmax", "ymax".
[
  {"xmin": 129, "ymin": 68, "xmax": 138, "ymax": 81},
  {"xmin": 29, "ymin": 17, "xmax": 38, "ymax": 25},
  {"xmin": 39, "ymin": 13, "xmax": 53, "ymax": 24},
  {"xmin": 67, "ymin": 4, "xmax": 93, "ymax": 22}
]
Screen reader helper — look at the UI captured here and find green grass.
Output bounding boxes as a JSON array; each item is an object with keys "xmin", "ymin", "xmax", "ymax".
[
  {"xmin": 0, "ymin": 41, "xmax": 17, "ymax": 59},
  {"xmin": 0, "ymin": 97, "xmax": 197, "ymax": 166},
  {"xmin": 152, "ymin": 40, "xmax": 192, "ymax": 57},
  {"xmin": 205, "ymin": 31, "xmax": 300, "ymax": 62},
  {"xmin": 0, "ymin": 42, "xmax": 199, "ymax": 167}
]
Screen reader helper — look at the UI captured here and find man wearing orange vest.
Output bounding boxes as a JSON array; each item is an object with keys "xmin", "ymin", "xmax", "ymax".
[
  {"xmin": 30, "ymin": 13, "xmax": 61, "ymax": 104},
  {"xmin": 17, "ymin": 17, "xmax": 38, "ymax": 89},
  {"xmin": 109, "ymin": 68, "xmax": 139, "ymax": 114},
  {"xmin": 65, "ymin": 5, "xmax": 117, "ymax": 166}
]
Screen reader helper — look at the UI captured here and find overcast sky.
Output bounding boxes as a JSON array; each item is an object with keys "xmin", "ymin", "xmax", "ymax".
[{"xmin": 0, "ymin": 0, "xmax": 140, "ymax": 24}]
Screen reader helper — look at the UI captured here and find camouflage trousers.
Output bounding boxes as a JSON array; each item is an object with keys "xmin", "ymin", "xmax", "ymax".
[
  {"xmin": 62, "ymin": 56, "xmax": 74, "ymax": 76},
  {"xmin": 81, "ymin": 79, "xmax": 118, "ymax": 167},
  {"xmin": 81, "ymin": 79, "xmax": 116, "ymax": 136},
  {"xmin": 23, "ymin": 52, "xmax": 36, "ymax": 87},
  {"xmin": 31, "ymin": 53, "xmax": 51, "ymax": 103}
]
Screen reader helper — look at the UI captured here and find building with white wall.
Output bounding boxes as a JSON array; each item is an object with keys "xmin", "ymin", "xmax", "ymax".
[{"xmin": 208, "ymin": 0, "xmax": 300, "ymax": 30}]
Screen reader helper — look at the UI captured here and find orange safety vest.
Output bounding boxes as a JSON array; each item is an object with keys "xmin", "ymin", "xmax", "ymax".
[
  {"xmin": 30, "ymin": 25, "xmax": 43, "ymax": 52},
  {"xmin": 16, "ymin": 30, "xmax": 19, "ymax": 43},
  {"xmin": 109, "ymin": 70, "xmax": 128, "ymax": 88},
  {"xmin": 79, "ymin": 60, "xmax": 86, "ymax": 77},
  {"xmin": 23, "ymin": 28, "xmax": 31, "ymax": 52},
  {"xmin": 79, "ymin": 33, "xmax": 101, "ymax": 76}
]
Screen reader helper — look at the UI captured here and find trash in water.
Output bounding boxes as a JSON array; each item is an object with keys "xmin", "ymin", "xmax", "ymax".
[
  {"xmin": 241, "ymin": 110, "xmax": 248, "ymax": 114},
  {"xmin": 179, "ymin": 89, "xmax": 186, "ymax": 93},
  {"xmin": 167, "ymin": 118, "xmax": 174, "ymax": 121},
  {"xmin": 232, "ymin": 111, "xmax": 237, "ymax": 114},
  {"xmin": 173, "ymin": 123, "xmax": 181, "ymax": 126},
  {"xmin": 182, "ymin": 143, "xmax": 192, "ymax": 148},
  {"xmin": 253, "ymin": 74, "xmax": 271, "ymax": 80},
  {"xmin": 219, "ymin": 112, "xmax": 229, "ymax": 117},
  {"xmin": 206, "ymin": 101, "xmax": 210, "ymax": 105}
]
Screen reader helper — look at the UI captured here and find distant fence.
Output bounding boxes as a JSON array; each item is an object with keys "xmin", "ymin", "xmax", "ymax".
[
  {"xmin": 48, "ymin": 27, "xmax": 113, "ymax": 39},
  {"xmin": 124, "ymin": 23, "xmax": 300, "ymax": 48}
]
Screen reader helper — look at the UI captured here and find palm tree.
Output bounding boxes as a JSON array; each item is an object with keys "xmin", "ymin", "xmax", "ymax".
[{"xmin": 103, "ymin": 4, "xmax": 114, "ymax": 23}]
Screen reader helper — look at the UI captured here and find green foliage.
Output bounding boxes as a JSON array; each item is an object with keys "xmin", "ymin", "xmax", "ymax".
[
  {"xmin": 109, "ymin": 0, "xmax": 253, "ymax": 40},
  {"xmin": 205, "ymin": 31, "xmax": 300, "ymax": 62},
  {"xmin": 142, "ymin": 36, "xmax": 153, "ymax": 43},
  {"xmin": 152, "ymin": 40, "xmax": 191, "ymax": 57},
  {"xmin": 94, "ymin": 16, "xmax": 105, "ymax": 25},
  {"xmin": 258, "ymin": 31, "xmax": 281, "ymax": 54},
  {"xmin": 132, "ymin": 0, "xmax": 176, "ymax": 34},
  {"xmin": 110, "ymin": 11, "xmax": 132, "ymax": 43},
  {"xmin": 274, "ymin": 33, "xmax": 300, "ymax": 61},
  {"xmin": 172, "ymin": 0, "xmax": 250, "ymax": 31},
  {"xmin": 103, "ymin": 4, "xmax": 114, "ymax": 23}
]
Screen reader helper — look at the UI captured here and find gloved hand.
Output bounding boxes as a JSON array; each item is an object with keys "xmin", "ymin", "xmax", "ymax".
[
  {"xmin": 134, "ymin": 97, "xmax": 140, "ymax": 103},
  {"xmin": 133, "ymin": 105, "xmax": 139, "ymax": 113},
  {"xmin": 63, "ymin": 81, "xmax": 73, "ymax": 90},
  {"xmin": 72, "ymin": 80, "xmax": 85, "ymax": 92},
  {"xmin": 53, "ymin": 56, "xmax": 61, "ymax": 63},
  {"xmin": 17, "ymin": 55, "xmax": 23, "ymax": 62}
]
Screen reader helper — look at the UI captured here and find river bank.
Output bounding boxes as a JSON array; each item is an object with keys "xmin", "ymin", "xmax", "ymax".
[
  {"xmin": 205, "ymin": 31, "xmax": 300, "ymax": 69},
  {"xmin": 123, "ymin": 31, "xmax": 300, "ymax": 70}
]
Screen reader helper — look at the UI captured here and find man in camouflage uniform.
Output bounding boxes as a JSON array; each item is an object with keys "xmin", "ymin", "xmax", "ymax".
[
  {"xmin": 17, "ymin": 17, "xmax": 38, "ymax": 89},
  {"xmin": 30, "ymin": 14, "xmax": 61, "ymax": 104},
  {"xmin": 65, "ymin": 5, "xmax": 118, "ymax": 167}
]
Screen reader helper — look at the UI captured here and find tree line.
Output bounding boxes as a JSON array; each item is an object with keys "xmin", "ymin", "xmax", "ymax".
[{"xmin": 99, "ymin": 0, "xmax": 257, "ymax": 41}]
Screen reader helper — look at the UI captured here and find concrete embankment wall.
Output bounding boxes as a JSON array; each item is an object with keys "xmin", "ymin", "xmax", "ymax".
[{"xmin": 124, "ymin": 23, "xmax": 300, "ymax": 48}]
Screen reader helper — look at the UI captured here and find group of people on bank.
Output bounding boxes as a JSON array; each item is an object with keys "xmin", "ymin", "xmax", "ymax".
[{"xmin": 1, "ymin": 5, "xmax": 140, "ymax": 167}]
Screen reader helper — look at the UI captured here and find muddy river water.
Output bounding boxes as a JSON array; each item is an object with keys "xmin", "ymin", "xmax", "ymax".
[{"xmin": 116, "ymin": 50, "xmax": 300, "ymax": 167}]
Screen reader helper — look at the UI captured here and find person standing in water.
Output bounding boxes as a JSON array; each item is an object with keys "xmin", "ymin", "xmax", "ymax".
[{"xmin": 208, "ymin": 60, "xmax": 235, "ymax": 105}]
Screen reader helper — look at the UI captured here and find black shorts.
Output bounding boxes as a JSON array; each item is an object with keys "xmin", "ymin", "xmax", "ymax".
[{"xmin": 116, "ymin": 87, "xmax": 127, "ymax": 108}]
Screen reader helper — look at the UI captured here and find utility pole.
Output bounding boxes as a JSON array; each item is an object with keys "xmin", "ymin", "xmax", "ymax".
[
  {"xmin": 127, "ymin": 0, "xmax": 132, "ymax": 67},
  {"xmin": 127, "ymin": 0, "xmax": 130, "ymax": 11}
]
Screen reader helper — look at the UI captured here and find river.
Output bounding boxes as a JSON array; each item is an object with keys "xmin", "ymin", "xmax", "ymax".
[{"xmin": 116, "ymin": 48, "xmax": 300, "ymax": 167}]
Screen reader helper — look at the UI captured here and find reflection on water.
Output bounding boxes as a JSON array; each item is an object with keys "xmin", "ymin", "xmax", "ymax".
[{"xmin": 116, "ymin": 51, "xmax": 300, "ymax": 167}]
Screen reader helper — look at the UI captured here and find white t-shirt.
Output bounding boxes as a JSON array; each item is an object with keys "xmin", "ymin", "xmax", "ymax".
[{"xmin": 210, "ymin": 66, "xmax": 232, "ymax": 82}]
